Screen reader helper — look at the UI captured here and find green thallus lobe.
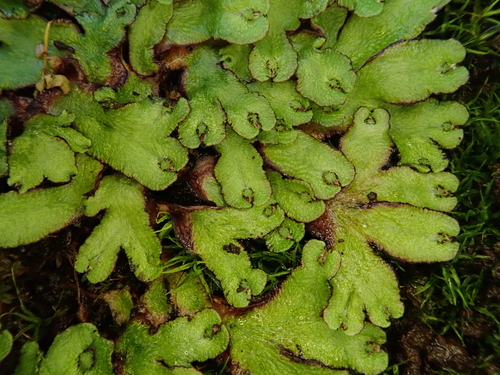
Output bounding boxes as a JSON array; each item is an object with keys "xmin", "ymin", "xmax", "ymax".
[{"xmin": 0, "ymin": 0, "xmax": 468, "ymax": 373}]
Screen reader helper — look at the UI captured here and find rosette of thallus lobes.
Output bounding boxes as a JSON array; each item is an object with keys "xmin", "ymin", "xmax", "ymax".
[{"xmin": 0, "ymin": 0, "xmax": 468, "ymax": 374}]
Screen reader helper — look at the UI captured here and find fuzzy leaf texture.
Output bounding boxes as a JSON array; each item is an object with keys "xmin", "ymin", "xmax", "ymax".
[
  {"xmin": 0, "ymin": 0, "xmax": 37, "ymax": 18},
  {"xmin": 53, "ymin": 87, "xmax": 190, "ymax": 191},
  {"xmin": 117, "ymin": 309, "xmax": 229, "ymax": 375},
  {"xmin": 166, "ymin": 0, "xmax": 269, "ymax": 45},
  {"xmin": 0, "ymin": 154, "xmax": 102, "ymax": 248},
  {"xmin": 262, "ymin": 131, "xmax": 355, "ymax": 200},
  {"xmin": 265, "ymin": 217, "xmax": 305, "ymax": 252},
  {"xmin": 93, "ymin": 73, "xmax": 155, "ymax": 104},
  {"xmin": 326, "ymin": 37, "xmax": 469, "ymax": 167},
  {"xmin": 226, "ymin": 240, "xmax": 388, "ymax": 375},
  {"xmin": 220, "ymin": 44, "xmax": 254, "ymax": 83},
  {"xmin": 102, "ymin": 287, "xmax": 134, "ymax": 325},
  {"xmin": 8, "ymin": 112, "xmax": 90, "ymax": 193},
  {"xmin": 292, "ymin": 31, "xmax": 356, "ymax": 107},
  {"xmin": 267, "ymin": 171, "xmax": 326, "ymax": 223},
  {"xmin": 13, "ymin": 341, "xmax": 42, "ymax": 375},
  {"xmin": 248, "ymin": 0, "xmax": 328, "ymax": 82},
  {"xmin": 129, "ymin": 0, "xmax": 173, "ymax": 75},
  {"xmin": 141, "ymin": 277, "xmax": 171, "ymax": 324},
  {"xmin": 38, "ymin": 323, "xmax": 114, "ymax": 375},
  {"xmin": 179, "ymin": 46, "xmax": 275, "ymax": 148},
  {"xmin": 0, "ymin": 2, "xmax": 471, "ymax": 374},
  {"xmin": 336, "ymin": 0, "xmax": 450, "ymax": 69},
  {"xmin": 337, "ymin": 0, "xmax": 384, "ymax": 17},
  {"xmin": 352, "ymin": 39, "xmax": 468, "ymax": 104},
  {"xmin": 387, "ymin": 99, "xmax": 468, "ymax": 172},
  {"xmin": 75, "ymin": 174, "xmax": 163, "ymax": 283},
  {"xmin": 334, "ymin": 38, "xmax": 468, "ymax": 126},
  {"xmin": 171, "ymin": 203, "xmax": 284, "ymax": 307},
  {"xmin": 247, "ymin": 80, "xmax": 313, "ymax": 127},
  {"xmin": 311, "ymin": 4, "xmax": 348, "ymax": 50},
  {"xmin": 167, "ymin": 273, "xmax": 212, "ymax": 317},
  {"xmin": 310, "ymin": 108, "xmax": 460, "ymax": 335},
  {"xmin": 49, "ymin": 0, "xmax": 137, "ymax": 83},
  {"xmin": 214, "ymin": 128, "xmax": 272, "ymax": 208}
]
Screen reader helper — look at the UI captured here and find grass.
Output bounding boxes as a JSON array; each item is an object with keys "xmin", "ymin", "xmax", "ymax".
[
  {"xmin": 426, "ymin": 0, "xmax": 500, "ymax": 57},
  {"xmin": 153, "ymin": 2, "xmax": 500, "ymax": 372},
  {"xmin": 1, "ymin": 1, "xmax": 499, "ymax": 373},
  {"xmin": 383, "ymin": 0, "xmax": 500, "ymax": 373},
  {"xmin": 155, "ymin": 211, "xmax": 304, "ymax": 296}
]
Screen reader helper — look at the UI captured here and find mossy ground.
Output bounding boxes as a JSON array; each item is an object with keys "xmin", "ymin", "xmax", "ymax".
[
  {"xmin": 383, "ymin": 1, "xmax": 500, "ymax": 373},
  {"xmin": 0, "ymin": 1, "xmax": 499, "ymax": 374}
]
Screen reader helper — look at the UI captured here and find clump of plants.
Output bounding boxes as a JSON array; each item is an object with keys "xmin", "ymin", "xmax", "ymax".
[{"xmin": 0, "ymin": 0, "xmax": 471, "ymax": 374}]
